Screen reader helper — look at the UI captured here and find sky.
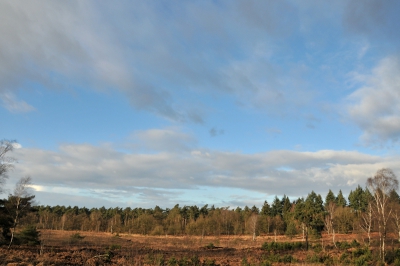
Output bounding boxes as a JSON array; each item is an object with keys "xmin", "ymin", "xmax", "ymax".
[{"xmin": 1, "ymin": 0, "xmax": 400, "ymax": 209}]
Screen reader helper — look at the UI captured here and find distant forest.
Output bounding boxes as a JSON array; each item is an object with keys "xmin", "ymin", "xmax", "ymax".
[
  {"xmin": 32, "ymin": 185, "xmax": 370, "ymax": 237},
  {"xmin": 29, "ymin": 185, "xmax": 386, "ymax": 239}
]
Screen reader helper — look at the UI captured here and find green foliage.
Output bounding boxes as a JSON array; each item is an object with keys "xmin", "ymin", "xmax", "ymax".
[
  {"xmin": 336, "ymin": 190, "xmax": 347, "ymax": 207},
  {"xmin": 351, "ymin": 239, "xmax": 360, "ymax": 248},
  {"xmin": 261, "ymin": 241, "xmax": 305, "ymax": 251},
  {"xmin": 325, "ymin": 189, "xmax": 336, "ymax": 207},
  {"xmin": 205, "ymin": 242, "xmax": 215, "ymax": 249},
  {"xmin": 348, "ymin": 185, "xmax": 372, "ymax": 213},
  {"xmin": 167, "ymin": 256, "xmax": 178, "ymax": 266},
  {"xmin": 69, "ymin": 233, "xmax": 85, "ymax": 243},
  {"xmin": 339, "ymin": 252, "xmax": 351, "ymax": 264},
  {"xmin": 385, "ymin": 248, "xmax": 400, "ymax": 265},
  {"xmin": 16, "ymin": 225, "xmax": 40, "ymax": 246},
  {"xmin": 241, "ymin": 257, "xmax": 251, "ymax": 266},
  {"xmin": 109, "ymin": 244, "xmax": 121, "ymax": 250},
  {"xmin": 202, "ymin": 258, "xmax": 217, "ymax": 266},
  {"xmin": 305, "ymin": 253, "xmax": 320, "ymax": 263},
  {"xmin": 336, "ymin": 240, "xmax": 351, "ymax": 250},
  {"xmin": 284, "ymin": 222, "xmax": 297, "ymax": 239},
  {"xmin": 259, "ymin": 253, "xmax": 296, "ymax": 264},
  {"xmin": 190, "ymin": 255, "xmax": 201, "ymax": 266},
  {"xmin": 312, "ymin": 243, "xmax": 322, "ymax": 253},
  {"xmin": 144, "ymin": 252, "xmax": 165, "ymax": 265}
]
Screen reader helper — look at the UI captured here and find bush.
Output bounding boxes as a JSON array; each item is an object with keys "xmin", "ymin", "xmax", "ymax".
[
  {"xmin": 205, "ymin": 243, "xmax": 215, "ymax": 249},
  {"xmin": 16, "ymin": 225, "xmax": 40, "ymax": 246},
  {"xmin": 306, "ymin": 253, "xmax": 320, "ymax": 263},
  {"xmin": 351, "ymin": 239, "xmax": 360, "ymax": 248},
  {"xmin": 261, "ymin": 241, "xmax": 305, "ymax": 251},
  {"xmin": 352, "ymin": 247, "xmax": 372, "ymax": 266},
  {"xmin": 241, "ymin": 257, "xmax": 251, "ymax": 266},
  {"xmin": 202, "ymin": 258, "xmax": 217, "ymax": 266},
  {"xmin": 168, "ymin": 256, "xmax": 178, "ymax": 266},
  {"xmin": 336, "ymin": 240, "xmax": 351, "ymax": 250},
  {"xmin": 385, "ymin": 248, "xmax": 400, "ymax": 265},
  {"xmin": 312, "ymin": 243, "xmax": 322, "ymax": 253},
  {"xmin": 70, "ymin": 232, "xmax": 85, "ymax": 241},
  {"xmin": 190, "ymin": 255, "xmax": 201, "ymax": 266}
]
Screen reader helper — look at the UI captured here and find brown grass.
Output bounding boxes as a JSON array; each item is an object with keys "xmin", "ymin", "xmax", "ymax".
[{"xmin": 0, "ymin": 230, "xmax": 386, "ymax": 265}]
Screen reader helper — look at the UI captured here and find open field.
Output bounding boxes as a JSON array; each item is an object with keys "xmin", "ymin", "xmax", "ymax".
[{"xmin": 1, "ymin": 230, "xmax": 392, "ymax": 265}]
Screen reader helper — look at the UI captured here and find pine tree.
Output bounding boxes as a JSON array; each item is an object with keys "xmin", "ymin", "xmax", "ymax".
[
  {"xmin": 294, "ymin": 191, "xmax": 325, "ymax": 250},
  {"xmin": 260, "ymin": 201, "xmax": 271, "ymax": 216},
  {"xmin": 325, "ymin": 189, "xmax": 336, "ymax": 208},
  {"xmin": 271, "ymin": 196, "xmax": 283, "ymax": 217},
  {"xmin": 336, "ymin": 190, "xmax": 347, "ymax": 207}
]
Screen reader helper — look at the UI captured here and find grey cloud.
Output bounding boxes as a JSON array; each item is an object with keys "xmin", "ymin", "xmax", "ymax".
[
  {"xmin": 343, "ymin": 0, "xmax": 400, "ymax": 49},
  {"xmin": 0, "ymin": 0, "xmax": 319, "ymax": 122}
]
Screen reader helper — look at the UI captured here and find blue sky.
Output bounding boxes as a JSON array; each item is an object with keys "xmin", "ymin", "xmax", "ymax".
[{"xmin": 1, "ymin": 0, "xmax": 400, "ymax": 209}]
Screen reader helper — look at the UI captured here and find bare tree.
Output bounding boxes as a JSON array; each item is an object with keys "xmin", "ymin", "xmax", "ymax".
[
  {"xmin": 247, "ymin": 214, "xmax": 258, "ymax": 241},
  {"xmin": 324, "ymin": 201, "xmax": 337, "ymax": 247},
  {"xmin": 359, "ymin": 201, "xmax": 373, "ymax": 246},
  {"xmin": 367, "ymin": 168, "xmax": 399, "ymax": 262},
  {"xmin": 0, "ymin": 140, "xmax": 16, "ymax": 193},
  {"xmin": 6, "ymin": 176, "xmax": 35, "ymax": 249}
]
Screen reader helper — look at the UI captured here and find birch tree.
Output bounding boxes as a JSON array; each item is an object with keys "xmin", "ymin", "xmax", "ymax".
[
  {"xmin": 6, "ymin": 176, "xmax": 35, "ymax": 248},
  {"xmin": 367, "ymin": 168, "xmax": 398, "ymax": 263}
]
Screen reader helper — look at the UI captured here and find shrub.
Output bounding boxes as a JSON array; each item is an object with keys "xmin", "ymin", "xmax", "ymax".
[
  {"xmin": 261, "ymin": 241, "xmax": 305, "ymax": 251},
  {"xmin": 312, "ymin": 243, "xmax": 322, "ymax": 253},
  {"xmin": 336, "ymin": 240, "xmax": 351, "ymax": 250},
  {"xmin": 16, "ymin": 225, "xmax": 40, "ymax": 246},
  {"xmin": 306, "ymin": 253, "xmax": 320, "ymax": 263},
  {"xmin": 70, "ymin": 232, "xmax": 85, "ymax": 241},
  {"xmin": 168, "ymin": 256, "xmax": 178, "ymax": 266},
  {"xmin": 205, "ymin": 243, "xmax": 215, "ymax": 249},
  {"xmin": 202, "ymin": 258, "xmax": 217, "ymax": 266},
  {"xmin": 351, "ymin": 239, "xmax": 360, "ymax": 248},
  {"xmin": 385, "ymin": 248, "xmax": 400, "ymax": 265},
  {"xmin": 190, "ymin": 255, "xmax": 201, "ymax": 266},
  {"xmin": 241, "ymin": 257, "xmax": 250, "ymax": 266}
]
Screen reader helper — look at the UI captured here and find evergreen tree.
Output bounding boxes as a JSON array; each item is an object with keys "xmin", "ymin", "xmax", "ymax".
[
  {"xmin": 294, "ymin": 191, "xmax": 325, "ymax": 250},
  {"xmin": 389, "ymin": 190, "xmax": 400, "ymax": 204},
  {"xmin": 336, "ymin": 190, "xmax": 347, "ymax": 207},
  {"xmin": 282, "ymin": 195, "xmax": 292, "ymax": 215},
  {"xmin": 325, "ymin": 189, "xmax": 336, "ymax": 208},
  {"xmin": 271, "ymin": 196, "xmax": 283, "ymax": 217},
  {"xmin": 260, "ymin": 201, "xmax": 271, "ymax": 216}
]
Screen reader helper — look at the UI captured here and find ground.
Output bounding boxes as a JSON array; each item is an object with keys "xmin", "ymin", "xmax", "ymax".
[{"xmin": 0, "ymin": 230, "xmax": 386, "ymax": 265}]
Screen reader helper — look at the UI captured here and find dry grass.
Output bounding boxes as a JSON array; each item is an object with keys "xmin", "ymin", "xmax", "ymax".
[{"xmin": 0, "ymin": 230, "xmax": 385, "ymax": 265}]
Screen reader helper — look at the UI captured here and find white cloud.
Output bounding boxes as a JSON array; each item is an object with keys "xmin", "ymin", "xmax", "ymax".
[
  {"xmin": 10, "ymin": 140, "xmax": 393, "ymax": 206},
  {"xmin": 347, "ymin": 56, "xmax": 400, "ymax": 146}
]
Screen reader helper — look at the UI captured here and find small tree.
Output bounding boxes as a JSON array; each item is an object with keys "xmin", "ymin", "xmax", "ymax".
[
  {"xmin": 367, "ymin": 168, "xmax": 399, "ymax": 263},
  {"xmin": 247, "ymin": 214, "xmax": 258, "ymax": 241},
  {"xmin": 294, "ymin": 191, "xmax": 325, "ymax": 250},
  {"xmin": 6, "ymin": 176, "xmax": 35, "ymax": 248}
]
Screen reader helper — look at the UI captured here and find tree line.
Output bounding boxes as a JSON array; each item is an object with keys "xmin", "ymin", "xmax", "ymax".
[{"xmin": 1, "ymin": 140, "xmax": 400, "ymax": 263}]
